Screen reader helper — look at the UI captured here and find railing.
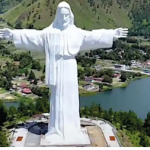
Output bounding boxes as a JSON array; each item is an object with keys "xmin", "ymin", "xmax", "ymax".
[
  {"xmin": 99, "ymin": 118, "xmax": 122, "ymax": 147},
  {"xmin": 112, "ymin": 128, "xmax": 123, "ymax": 147}
]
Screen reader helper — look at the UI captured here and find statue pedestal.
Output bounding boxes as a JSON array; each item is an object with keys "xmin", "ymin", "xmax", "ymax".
[{"xmin": 40, "ymin": 128, "xmax": 91, "ymax": 146}]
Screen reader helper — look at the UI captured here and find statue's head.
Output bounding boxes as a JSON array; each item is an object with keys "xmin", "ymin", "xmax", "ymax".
[{"xmin": 53, "ymin": 1, "xmax": 74, "ymax": 29}]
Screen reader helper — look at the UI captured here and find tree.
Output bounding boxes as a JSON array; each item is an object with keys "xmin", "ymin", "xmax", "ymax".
[
  {"xmin": 28, "ymin": 70, "xmax": 36, "ymax": 80},
  {"xmin": 9, "ymin": 106, "xmax": 17, "ymax": 117},
  {"xmin": 27, "ymin": 102, "xmax": 36, "ymax": 117},
  {"xmin": 19, "ymin": 57, "xmax": 30, "ymax": 69},
  {"xmin": 35, "ymin": 98, "xmax": 49, "ymax": 113},
  {"xmin": 32, "ymin": 60, "xmax": 41, "ymax": 71},
  {"xmin": 103, "ymin": 75, "xmax": 112, "ymax": 83},
  {"xmin": 40, "ymin": 75, "xmax": 45, "ymax": 81},
  {"xmin": 143, "ymin": 112, "xmax": 150, "ymax": 136},
  {"xmin": 120, "ymin": 72, "xmax": 127, "ymax": 82},
  {"xmin": 17, "ymin": 101, "xmax": 28, "ymax": 117},
  {"xmin": 98, "ymin": 83, "xmax": 103, "ymax": 91},
  {"xmin": 15, "ymin": 21, "xmax": 22, "ymax": 29},
  {"xmin": 33, "ymin": 78, "xmax": 37, "ymax": 85},
  {"xmin": 25, "ymin": 69, "xmax": 29, "ymax": 77},
  {"xmin": 43, "ymin": 66, "xmax": 45, "ymax": 73},
  {"xmin": 105, "ymin": 69, "xmax": 113, "ymax": 77},
  {"xmin": 0, "ymin": 100, "xmax": 8, "ymax": 127},
  {"xmin": 0, "ymin": 131, "xmax": 9, "ymax": 147},
  {"xmin": 139, "ymin": 133, "xmax": 150, "ymax": 147}
]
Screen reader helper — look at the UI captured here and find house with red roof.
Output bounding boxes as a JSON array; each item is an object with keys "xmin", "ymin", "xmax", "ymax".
[{"xmin": 22, "ymin": 88, "xmax": 32, "ymax": 94}]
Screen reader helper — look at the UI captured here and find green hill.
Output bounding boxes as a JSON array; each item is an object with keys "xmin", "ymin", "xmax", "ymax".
[
  {"xmin": 0, "ymin": 0, "xmax": 133, "ymax": 30},
  {"xmin": 0, "ymin": 0, "xmax": 24, "ymax": 14},
  {"xmin": 1, "ymin": 0, "xmax": 150, "ymax": 36}
]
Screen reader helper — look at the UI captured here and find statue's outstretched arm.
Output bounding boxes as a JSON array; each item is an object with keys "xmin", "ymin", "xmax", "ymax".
[
  {"xmin": 80, "ymin": 28, "xmax": 128, "ymax": 51},
  {"xmin": 0, "ymin": 28, "xmax": 45, "ymax": 51}
]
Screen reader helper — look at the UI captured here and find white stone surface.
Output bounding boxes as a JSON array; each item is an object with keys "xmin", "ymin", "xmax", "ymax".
[
  {"xmin": 11, "ymin": 128, "xmax": 28, "ymax": 147},
  {"xmin": 40, "ymin": 128, "xmax": 90, "ymax": 146},
  {"xmin": 11, "ymin": 118, "xmax": 121, "ymax": 147},
  {"xmin": 0, "ymin": 1, "xmax": 128, "ymax": 145}
]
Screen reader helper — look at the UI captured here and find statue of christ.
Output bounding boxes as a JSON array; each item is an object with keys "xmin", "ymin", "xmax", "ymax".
[{"xmin": 0, "ymin": 1, "xmax": 128, "ymax": 145}]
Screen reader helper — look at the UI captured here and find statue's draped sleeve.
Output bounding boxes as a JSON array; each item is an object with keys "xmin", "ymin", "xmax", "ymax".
[
  {"xmin": 12, "ymin": 29, "xmax": 45, "ymax": 51},
  {"xmin": 80, "ymin": 29, "xmax": 115, "ymax": 51}
]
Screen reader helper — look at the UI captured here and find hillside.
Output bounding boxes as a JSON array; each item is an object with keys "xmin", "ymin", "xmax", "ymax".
[
  {"xmin": 0, "ymin": 0, "xmax": 24, "ymax": 14},
  {"xmin": 1, "ymin": 0, "xmax": 150, "ymax": 34},
  {"xmin": 0, "ymin": 0, "xmax": 133, "ymax": 30}
]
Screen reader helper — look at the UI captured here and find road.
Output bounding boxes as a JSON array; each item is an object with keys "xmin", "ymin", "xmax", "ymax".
[{"xmin": 103, "ymin": 67, "xmax": 150, "ymax": 75}]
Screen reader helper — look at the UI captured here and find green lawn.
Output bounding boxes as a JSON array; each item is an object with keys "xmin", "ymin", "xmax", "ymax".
[{"xmin": 0, "ymin": 88, "xmax": 7, "ymax": 94}]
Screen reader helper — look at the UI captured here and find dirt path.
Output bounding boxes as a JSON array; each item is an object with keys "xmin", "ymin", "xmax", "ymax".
[{"xmin": 86, "ymin": 126, "xmax": 107, "ymax": 147}]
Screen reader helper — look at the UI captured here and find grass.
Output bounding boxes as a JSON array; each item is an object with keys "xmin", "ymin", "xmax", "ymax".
[
  {"xmin": 112, "ymin": 82, "xmax": 128, "ymax": 88},
  {"xmin": 77, "ymin": 64, "xmax": 84, "ymax": 70},
  {"xmin": 96, "ymin": 59, "xmax": 115, "ymax": 67},
  {"xmin": 114, "ymin": 123, "xmax": 142, "ymax": 147},
  {"xmin": 0, "ymin": 88, "xmax": 7, "ymax": 94},
  {"xmin": 12, "ymin": 79, "xmax": 29, "ymax": 84},
  {"xmin": 117, "ymin": 129, "xmax": 134, "ymax": 147},
  {"xmin": 17, "ymin": 116, "xmax": 31, "ymax": 122},
  {"xmin": 79, "ymin": 88, "xmax": 97, "ymax": 96},
  {"xmin": 130, "ymin": 75, "xmax": 150, "ymax": 81},
  {"xmin": 32, "ymin": 69, "xmax": 43, "ymax": 78},
  {"xmin": 79, "ymin": 80, "xmax": 89, "ymax": 86}
]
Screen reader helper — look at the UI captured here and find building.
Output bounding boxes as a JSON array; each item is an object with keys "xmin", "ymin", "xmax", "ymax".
[
  {"xmin": 85, "ymin": 76, "xmax": 93, "ymax": 82},
  {"xmin": 113, "ymin": 73, "xmax": 120, "ymax": 78},
  {"xmin": 20, "ymin": 83, "xmax": 28, "ymax": 89},
  {"xmin": 85, "ymin": 77, "xmax": 103, "ymax": 83},
  {"xmin": 94, "ymin": 65, "xmax": 101, "ymax": 71},
  {"xmin": 22, "ymin": 88, "xmax": 32, "ymax": 94},
  {"xmin": 94, "ymin": 55, "xmax": 100, "ymax": 59},
  {"xmin": 114, "ymin": 64, "xmax": 126, "ymax": 70},
  {"xmin": 92, "ymin": 78, "xmax": 103, "ymax": 83},
  {"xmin": 83, "ymin": 84, "xmax": 96, "ymax": 91}
]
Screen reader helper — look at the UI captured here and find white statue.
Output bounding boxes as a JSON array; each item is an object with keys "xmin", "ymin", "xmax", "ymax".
[{"xmin": 0, "ymin": 1, "xmax": 128, "ymax": 145}]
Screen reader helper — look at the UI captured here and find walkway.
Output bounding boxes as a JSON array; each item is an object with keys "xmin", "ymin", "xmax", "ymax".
[
  {"xmin": 81, "ymin": 118, "xmax": 121, "ymax": 147},
  {"xmin": 11, "ymin": 128, "xmax": 28, "ymax": 147}
]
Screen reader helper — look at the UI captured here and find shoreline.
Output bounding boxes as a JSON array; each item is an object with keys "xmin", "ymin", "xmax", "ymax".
[
  {"xmin": 3, "ymin": 75, "xmax": 150, "ymax": 102},
  {"xmin": 79, "ymin": 74, "xmax": 150, "ymax": 96}
]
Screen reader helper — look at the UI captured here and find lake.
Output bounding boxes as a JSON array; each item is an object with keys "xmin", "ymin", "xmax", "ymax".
[{"xmin": 4, "ymin": 78, "xmax": 150, "ymax": 120}]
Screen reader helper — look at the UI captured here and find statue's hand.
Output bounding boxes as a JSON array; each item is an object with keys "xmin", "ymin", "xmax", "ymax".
[
  {"xmin": 0, "ymin": 28, "xmax": 13, "ymax": 40},
  {"xmin": 114, "ymin": 28, "xmax": 128, "ymax": 40}
]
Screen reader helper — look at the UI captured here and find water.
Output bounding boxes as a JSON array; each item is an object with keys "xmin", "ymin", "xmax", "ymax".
[{"xmin": 4, "ymin": 78, "xmax": 150, "ymax": 120}]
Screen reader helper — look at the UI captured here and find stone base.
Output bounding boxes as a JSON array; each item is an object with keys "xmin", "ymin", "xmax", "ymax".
[{"xmin": 40, "ymin": 128, "xmax": 91, "ymax": 146}]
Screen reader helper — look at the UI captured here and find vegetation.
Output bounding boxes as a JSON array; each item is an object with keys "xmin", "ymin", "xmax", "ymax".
[
  {"xmin": 0, "ymin": 41, "xmax": 45, "ymax": 90},
  {"xmin": 0, "ymin": 0, "xmax": 24, "ymax": 14},
  {"xmin": 0, "ymin": 95, "xmax": 50, "ymax": 146},
  {"xmin": 0, "ymin": 0, "xmax": 133, "ymax": 30},
  {"xmin": 77, "ymin": 53, "xmax": 148, "ymax": 93},
  {"xmin": 0, "ymin": 0, "xmax": 150, "ymax": 36},
  {"xmin": 80, "ymin": 104, "xmax": 150, "ymax": 147}
]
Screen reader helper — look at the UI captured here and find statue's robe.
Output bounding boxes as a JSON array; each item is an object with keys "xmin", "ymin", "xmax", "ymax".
[{"xmin": 12, "ymin": 26, "xmax": 115, "ymax": 144}]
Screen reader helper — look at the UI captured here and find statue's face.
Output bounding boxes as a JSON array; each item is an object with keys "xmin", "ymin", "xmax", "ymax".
[{"xmin": 57, "ymin": 7, "xmax": 70, "ymax": 28}]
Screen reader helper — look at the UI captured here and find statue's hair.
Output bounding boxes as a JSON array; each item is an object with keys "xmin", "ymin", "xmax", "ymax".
[{"xmin": 52, "ymin": 1, "xmax": 74, "ymax": 28}]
